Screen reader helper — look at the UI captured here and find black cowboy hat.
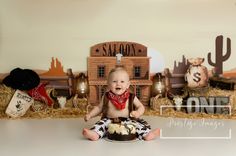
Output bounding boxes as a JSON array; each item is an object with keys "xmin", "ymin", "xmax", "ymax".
[{"xmin": 3, "ymin": 68, "xmax": 40, "ymax": 90}]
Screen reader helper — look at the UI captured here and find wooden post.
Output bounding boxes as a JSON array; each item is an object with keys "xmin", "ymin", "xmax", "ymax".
[
  {"xmin": 67, "ymin": 68, "xmax": 75, "ymax": 96},
  {"xmin": 164, "ymin": 68, "xmax": 171, "ymax": 97}
]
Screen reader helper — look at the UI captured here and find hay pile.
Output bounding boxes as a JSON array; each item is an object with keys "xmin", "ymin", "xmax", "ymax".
[
  {"xmin": 0, "ymin": 85, "xmax": 15, "ymax": 112},
  {"xmin": 0, "ymin": 84, "xmax": 87, "ymax": 119},
  {"xmin": 1, "ymin": 83, "xmax": 236, "ymax": 120},
  {"xmin": 149, "ymin": 87, "xmax": 236, "ymax": 119}
]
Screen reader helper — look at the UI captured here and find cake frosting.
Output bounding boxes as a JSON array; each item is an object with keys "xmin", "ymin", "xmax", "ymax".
[{"xmin": 107, "ymin": 122, "xmax": 137, "ymax": 141}]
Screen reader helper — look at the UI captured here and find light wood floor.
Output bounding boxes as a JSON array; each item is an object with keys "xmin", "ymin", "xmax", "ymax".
[{"xmin": 0, "ymin": 116, "xmax": 235, "ymax": 156}]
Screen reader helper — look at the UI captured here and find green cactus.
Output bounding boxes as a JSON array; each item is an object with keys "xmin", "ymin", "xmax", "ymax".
[{"xmin": 207, "ymin": 35, "xmax": 231, "ymax": 75}]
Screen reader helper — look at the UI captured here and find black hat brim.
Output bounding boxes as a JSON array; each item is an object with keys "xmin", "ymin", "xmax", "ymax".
[{"xmin": 3, "ymin": 68, "xmax": 40, "ymax": 90}]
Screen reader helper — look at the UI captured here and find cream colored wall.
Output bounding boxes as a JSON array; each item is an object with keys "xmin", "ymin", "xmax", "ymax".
[{"xmin": 0, "ymin": 0, "xmax": 235, "ymax": 73}]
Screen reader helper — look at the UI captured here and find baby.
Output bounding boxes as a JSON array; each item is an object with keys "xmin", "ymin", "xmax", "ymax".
[{"xmin": 83, "ymin": 67, "xmax": 160, "ymax": 141}]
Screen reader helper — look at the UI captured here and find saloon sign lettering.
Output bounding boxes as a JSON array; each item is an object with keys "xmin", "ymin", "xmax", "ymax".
[{"xmin": 90, "ymin": 41, "xmax": 147, "ymax": 57}]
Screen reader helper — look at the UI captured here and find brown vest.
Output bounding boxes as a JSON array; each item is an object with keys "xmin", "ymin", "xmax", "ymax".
[{"xmin": 101, "ymin": 92, "xmax": 135, "ymax": 119}]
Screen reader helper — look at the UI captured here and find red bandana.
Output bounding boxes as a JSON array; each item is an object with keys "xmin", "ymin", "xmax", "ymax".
[
  {"xmin": 106, "ymin": 90, "xmax": 130, "ymax": 110},
  {"xmin": 28, "ymin": 83, "xmax": 53, "ymax": 106}
]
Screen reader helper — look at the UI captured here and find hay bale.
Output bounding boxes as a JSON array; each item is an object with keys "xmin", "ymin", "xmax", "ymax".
[
  {"xmin": 150, "ymin": 95, "xmax": 173, "ymax": 111},
  {"xmin": 148, "ymin": 87, "xmax": 236, "ymax": 119},
  {"xmin": 1, "ymin": 83, "xmax": 236, "ymax": 120},
  {"xmin": 0, "ymin": 84, "xmax": 88, "ymax": 119},
  {"xmin": 0, "ymin": 85, "xmax": 15, "ymax": 112}
]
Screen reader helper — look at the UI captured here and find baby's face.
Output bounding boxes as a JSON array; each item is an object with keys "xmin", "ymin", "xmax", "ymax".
[{"xmin": 108, "ymin": 70, "xmax": 130, "ymax": 95}]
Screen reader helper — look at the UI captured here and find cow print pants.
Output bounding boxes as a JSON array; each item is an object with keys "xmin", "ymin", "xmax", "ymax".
[{"xmin": 90, "ymin": 117, "xmax": 151, "ymax": 140}]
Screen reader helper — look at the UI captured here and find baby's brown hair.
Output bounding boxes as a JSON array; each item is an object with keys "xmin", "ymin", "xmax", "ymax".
[{"xmin": 107, "ymin": 67, "xmax": 129, "ymax": 82}]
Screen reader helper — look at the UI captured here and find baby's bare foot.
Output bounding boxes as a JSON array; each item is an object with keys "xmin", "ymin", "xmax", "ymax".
[
  {"xmin": 143, "ymin": 128, "xmax": 160, "ymax": 141},
  {"xmin": 82, "ymin": 128, "xmax": 99, "ymax": 141}
]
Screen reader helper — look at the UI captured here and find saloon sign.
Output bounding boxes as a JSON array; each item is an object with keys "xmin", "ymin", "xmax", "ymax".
[{"xmin": 90, "ymin": 41, "xmax": 147, "ymax": 57}]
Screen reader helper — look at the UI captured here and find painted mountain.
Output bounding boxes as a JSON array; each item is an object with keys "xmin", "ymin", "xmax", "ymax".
[
  {"xmin": 223, "ymin": 68, "xmax": 236, "ymax": 78},
  {"xmin": 40, "ymin": 57, "xmax": 66, "ymax": 76}
]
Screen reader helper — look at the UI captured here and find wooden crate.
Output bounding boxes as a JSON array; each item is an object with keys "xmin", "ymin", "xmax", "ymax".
[{"xmin": 209, "ymin": 77, "xmax": 236, "ymax": 90}]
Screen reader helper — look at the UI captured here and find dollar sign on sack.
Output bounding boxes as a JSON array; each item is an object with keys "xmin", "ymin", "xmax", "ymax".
[{"xmin": 193, "ymin": 72, "xmax": 201, "ymax": 82}]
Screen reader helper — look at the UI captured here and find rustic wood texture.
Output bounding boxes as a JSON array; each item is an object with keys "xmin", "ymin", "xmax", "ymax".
[
  {"xmin": 90, "ymin": 41, "xmax": 147, "ymax": 57},
  {"xmin": 88, "ymin": 57, "xmax": 150, "ymax": 81},
  {"xmin": 164, "ymin": 68, "xmax": 187, "ymax": 95},
  {"xmin": 209, "ymin": 77, "xmax": 236, "ymax": 90},
  {"xmin": 40, "ymin": 68, "xmax": 75, "ymax": 96}
]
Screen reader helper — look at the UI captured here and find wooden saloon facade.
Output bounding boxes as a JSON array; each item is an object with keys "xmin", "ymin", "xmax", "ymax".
[{"xmin": 88, "ymin": 41, "xmax": 152, "ymax": 105}]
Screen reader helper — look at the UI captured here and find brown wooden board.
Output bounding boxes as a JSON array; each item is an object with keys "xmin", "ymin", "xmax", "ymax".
[
  {"xmin": 164, "ymin": 68, "xmax": 187, "ymax": 95},
  {"xmin": 209, "ymin": 77, "xmax": 236, "ymax": 90},
  {"xmin": 90, "ymin": 41, "xmax": 147, "ymax": 57}
]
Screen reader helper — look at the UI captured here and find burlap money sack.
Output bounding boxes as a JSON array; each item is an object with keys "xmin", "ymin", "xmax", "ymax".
[{"xmin": 185, "ymin": 58, "xmax": 208, "ymax": 88}]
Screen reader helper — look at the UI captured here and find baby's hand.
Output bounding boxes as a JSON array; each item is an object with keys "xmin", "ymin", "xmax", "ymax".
[
  {"xmin": 84, "ymin": 114, "xmax": 91, "ymax": 122},
  {"xmin": 130, "ymin": 111, "xmax": 140, "ymax": 118}
]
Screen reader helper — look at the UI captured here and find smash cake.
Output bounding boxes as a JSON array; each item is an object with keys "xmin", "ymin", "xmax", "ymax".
[{"xmin": 107, "ymin": 122, "xmax": 137, "ymax": 141}]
